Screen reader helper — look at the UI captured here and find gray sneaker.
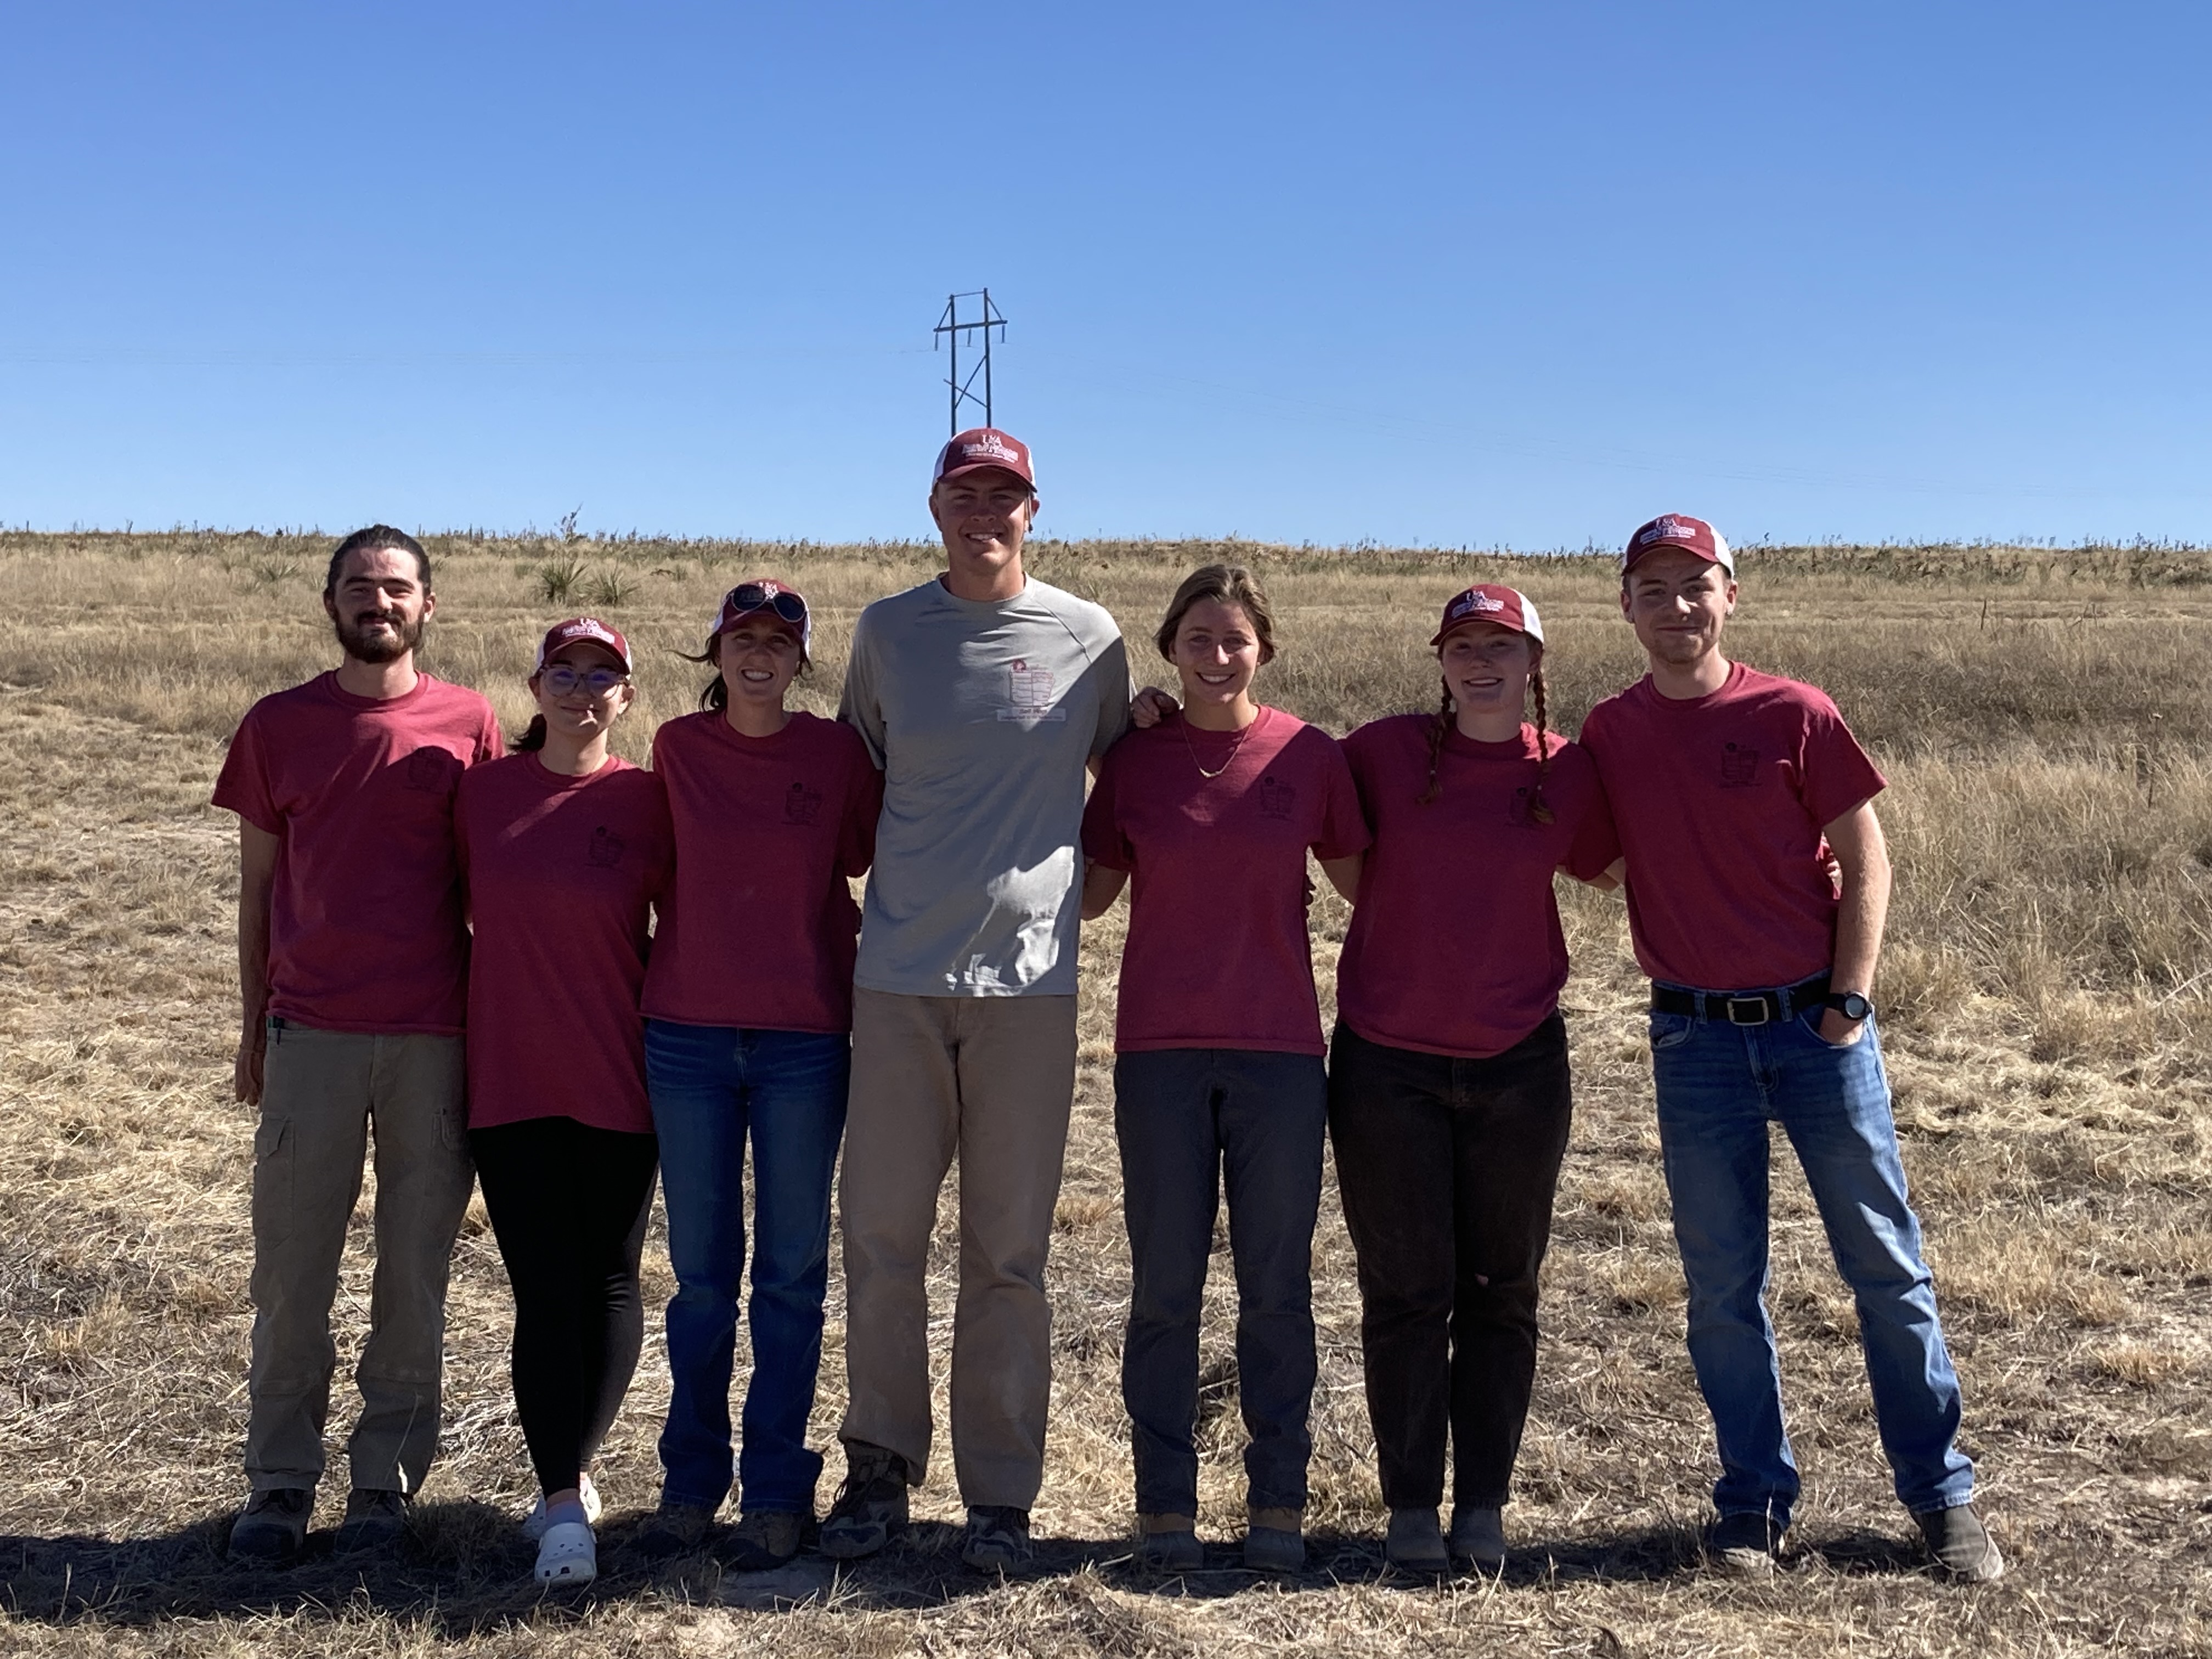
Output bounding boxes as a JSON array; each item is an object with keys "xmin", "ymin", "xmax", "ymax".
[
  {"xmin": 819, "ymin": 1442, "xmax": 910, "ymax": 1560},
  {"xmin": 1915, "ymin": 1504, "xmax": 2004, "ymax": 1583},
  {"xmin": 1707, "ymin": 1511, "xmax": 1787, "ymax": 1576},
  {"xmin": 229, "ymin": 1488, "xmax": 312, "ymax": 1564},
  {"xmin": 332, "ymin": 1488, "xmax": 411, "ymax": 1555},
  {"xmin": 961, "ymin": 1504, "xmax": 1032, "ymax": 1572},
  {"xmin": 1448, "ymin": 1505, "xmax": 1507, "ymax": 1571},
  {"xmin": 1385, "ymin": 1507, "xmax": 1449, "ymax": 1573}
]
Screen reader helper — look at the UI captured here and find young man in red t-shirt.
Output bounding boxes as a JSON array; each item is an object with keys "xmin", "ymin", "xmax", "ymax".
[
  {"xmin": 1578, "ymin": 514, "xmax": 2000, "ymax": 1582},
  {"xmin": 212, "ymin": 527, "xmax": 500, "ymax": 1564}
]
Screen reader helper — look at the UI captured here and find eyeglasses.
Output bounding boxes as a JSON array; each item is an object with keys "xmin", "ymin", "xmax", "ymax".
[
  {"xmin": 540, "ymin": 665, "xmax": 629, "ymax": 697},
  {"xmin": 725, "ymin": 582, "xmax": 809, "ymax": 625}
]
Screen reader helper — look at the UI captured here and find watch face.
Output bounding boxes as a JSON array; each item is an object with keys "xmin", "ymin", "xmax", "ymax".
[{"xmin": 1840, "ymin": 994, "xmax": 1871, "ymax": 1020}]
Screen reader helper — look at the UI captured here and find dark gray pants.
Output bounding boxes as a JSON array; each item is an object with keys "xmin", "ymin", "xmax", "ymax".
[{"xmin": 1114, "ymin": 1047, "xmax": 1327, "ymax": 1516}]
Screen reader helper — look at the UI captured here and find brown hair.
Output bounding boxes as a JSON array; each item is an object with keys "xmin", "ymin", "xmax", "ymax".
[
  {"xmin": 682, "ymin": 631, "xmax": 810, "ymax": 713},
  {"xmin": 323, "ymin": 524, "xmax": 431, "ymax": 597},
  {"xmin": 1154, "ymin": 564, "xmax": 1277, "ymax": 663},
  {"xmin": 1418, "ymin": 651, "xmax": 1555, "ymax": 825}
]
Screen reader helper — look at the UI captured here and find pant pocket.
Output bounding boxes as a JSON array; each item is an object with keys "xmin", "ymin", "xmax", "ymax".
[
  {"xmin": 252, "ymin": 1115, "xmax": 295, "ymax": 1241},
  {"xmin": 1648, "ymin": 1013, "xmax": 1695, "ymax": 1052}
]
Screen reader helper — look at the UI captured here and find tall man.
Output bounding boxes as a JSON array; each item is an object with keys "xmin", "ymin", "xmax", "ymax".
[
  {"xmin": 214, "ymin": 527, "xmax": 500, "ymax": 1563},
  {"xmin": 825, "ymin": 429, "xmax": 1133, "ymax": 1571},
  {"xmin": 1579, "ymin": 514, "xmax": 2001, "ymax": 1582}
]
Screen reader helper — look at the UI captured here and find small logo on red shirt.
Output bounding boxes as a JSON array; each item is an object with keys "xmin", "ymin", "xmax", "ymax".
[
  {"xmin": 404, "ymin": 747, "xmax": 458, "ymax": 792},
  {"xmin": 785, "ymin": 781, "xmax": 822, "ymax": 825},
  {"xmin": 587, "ymin": 825, "xmax": 627, "ymax": 867},
  {"xmin": 1259, "ymin": 775, "xmax": 1296, "ymax": 820},
  {"xmin": 1719, "ymin": 742, "xmax": 1761, "ymax": 787}
]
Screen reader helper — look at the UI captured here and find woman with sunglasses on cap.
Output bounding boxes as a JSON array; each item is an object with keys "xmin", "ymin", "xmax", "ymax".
[
  {"xmin": 455, "ymin": 618, "xmax": 673, "ymax": 1588},
  {"xmin": 1079, "ymin": 563, "xmax": 1370, "ymax": 1575},
  {"xmin": 1328, "ymin": 585, "xmax": 1617, "ymax": 1576},
  {"xmin": 633, "ymin": 580, "xmax": 883, "ymax": 1571}
]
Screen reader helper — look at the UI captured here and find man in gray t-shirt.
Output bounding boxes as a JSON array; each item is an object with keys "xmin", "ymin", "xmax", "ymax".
[{"xmin": 823, "ymin": 427, "xmax": 1133, "ymax": 1571}]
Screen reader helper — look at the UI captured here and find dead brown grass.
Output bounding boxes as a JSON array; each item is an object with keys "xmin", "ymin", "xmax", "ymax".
[{"xmin": 3, "ymin": 532, "xmax": 2210, "ymax": 1655}]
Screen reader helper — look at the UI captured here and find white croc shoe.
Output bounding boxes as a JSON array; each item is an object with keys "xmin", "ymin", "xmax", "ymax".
[
  {"xmin": 534, "ymin": 1521, "xmax": 597, "ymax": 1588},
  {"xmin": 523, "ymin": 1476, "xmax": 602, "ymax": 1542}
]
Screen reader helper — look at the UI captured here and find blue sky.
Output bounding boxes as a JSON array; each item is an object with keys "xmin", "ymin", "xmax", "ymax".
[{"xmin": 2, "ymin": 2, "xmax": 2205, "ymax": 547}]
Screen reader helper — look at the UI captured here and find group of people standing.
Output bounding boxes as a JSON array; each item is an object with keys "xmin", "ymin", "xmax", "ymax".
[{"xmin": 211, "ymin": 427, "xmax": 2002, "ymax": 1590}]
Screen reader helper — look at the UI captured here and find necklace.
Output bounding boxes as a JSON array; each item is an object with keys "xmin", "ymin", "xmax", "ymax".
[{"xmin": 1181, "ymin": 706, "xmax": 1263, "ymax": 779}]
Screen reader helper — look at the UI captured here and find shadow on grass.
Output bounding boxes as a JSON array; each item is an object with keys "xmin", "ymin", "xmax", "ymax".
[{"xmin": 0, "ymin": 1507, "xmax": 1929, "ymax": 1632}]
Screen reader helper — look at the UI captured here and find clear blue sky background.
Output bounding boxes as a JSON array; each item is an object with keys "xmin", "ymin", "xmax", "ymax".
[{"xmin": 3, "ymin": 2, "xmax": 2205, "ymax": 548}]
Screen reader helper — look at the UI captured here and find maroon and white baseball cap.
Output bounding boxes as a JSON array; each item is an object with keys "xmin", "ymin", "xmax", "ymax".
[
  {"xmin": 534, "ymin": 616, "xmax": 632, "ymax": 673},
  {"xmin": 1620, "ymin": 513, "xmax": 1734, "ymax": 578},
  {"xmin": 712, "ymin": 578, "xmax": 811, "ymax": 654},
  {"xmin": 933, "ymin": 427, "xmax": 1036, "ymax": 490},
  {"xmin": 1431, "ymin": 584, "xmax": 1545, "ymax": 648}
]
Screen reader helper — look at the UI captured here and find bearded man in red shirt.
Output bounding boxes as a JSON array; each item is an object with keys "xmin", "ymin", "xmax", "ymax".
[{"xmin": 213, "ymin": 526, "xmax": 501, "ymax": 1564}]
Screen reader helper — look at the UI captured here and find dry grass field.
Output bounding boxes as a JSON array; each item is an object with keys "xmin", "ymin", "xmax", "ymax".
[{"xmin": 3, "ymin": 528, "xmax": 2210, "ymax": 1656}]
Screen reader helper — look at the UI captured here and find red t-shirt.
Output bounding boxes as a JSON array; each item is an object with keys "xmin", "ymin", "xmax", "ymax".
[
  {"xmin": 1335, "ymin": 716, "xmax": 1618, "ymax": 1059},
  {"xmin": 1082, "ymin": 707, "xmax": 1370, "ymax": 1056},
  {"xmin": 212, "ymin": 671, "xmax": 503, "ymax": 1035},
  {"xmin": 1577, "ymin": 662, "xmax": 1887, "ymax": 991},
  {"xmin": 456, "ymin": 753, "xmax": 673, "ymax": 1135},
  {"xmin": 642, "ymin": 709, "xmax": 883, "ymax": 1034}
]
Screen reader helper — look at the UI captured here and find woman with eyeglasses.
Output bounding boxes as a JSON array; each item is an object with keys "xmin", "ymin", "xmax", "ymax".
[
  {"xmin": 631, "ymin": 580, "xmax": 884, "ymax": 1572},
  {"xmin": 455, "ymin": 618, "xmax": 673, "ymax": 1588}
]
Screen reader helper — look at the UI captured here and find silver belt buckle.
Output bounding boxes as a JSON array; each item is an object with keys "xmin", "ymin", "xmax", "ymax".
[{"xmin": 1724, "ymin": 996, "xmax": 1770, "ymax": 1026}]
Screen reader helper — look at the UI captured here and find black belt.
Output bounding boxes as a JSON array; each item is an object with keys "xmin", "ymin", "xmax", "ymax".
[{"xmin": 1650, "ymin": 974, "xmax": 1831, "ymax": 1026}]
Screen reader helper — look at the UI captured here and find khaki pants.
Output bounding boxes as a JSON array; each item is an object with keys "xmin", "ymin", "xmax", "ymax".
[
  {"xmin": 838, "ymin": 989, "xmax": 1077, "ymax": 1508},
  {"xmin": 246, "ymin": 1021, "xmax": 474, "ymax": 1496}
]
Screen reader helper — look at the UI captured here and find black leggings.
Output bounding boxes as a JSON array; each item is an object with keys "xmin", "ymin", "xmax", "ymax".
[
  {"xmin": 1327, "ymin": 1015, "xmax": 1573, "ymax": 1510},
  {"xmin": 470, "ymin": 1117, "xmax": 659, "ymax": 1496}
]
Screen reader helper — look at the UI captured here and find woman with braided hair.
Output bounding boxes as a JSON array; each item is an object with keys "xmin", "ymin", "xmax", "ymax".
[{"xmin": 1328, "ymin": 584, "xmax": 1617, "ymax": 1575}]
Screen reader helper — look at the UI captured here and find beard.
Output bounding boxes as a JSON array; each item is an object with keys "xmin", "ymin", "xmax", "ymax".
[{"xmin": 333, "ymin": 608, "xmax": 425, "ymax": 665}]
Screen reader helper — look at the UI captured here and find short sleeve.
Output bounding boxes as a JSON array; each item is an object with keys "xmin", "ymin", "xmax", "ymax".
[
  {"xmin": 1090, "ymin": 634, "xmax": 1135, "ymax": 759},
  {"xmin": 1559, "ymin": 748, "xmax": 1621, "ymax": 881},
  {"xmin": 1798, "ymin": 693, "xmax": 1887, "ymax": 828},
  {"xmin": 211, "ymin": 706, "xmax": 282, "ymax": 834},
  {"xmin": 1080, "ymin": 748, "xmax": 1133, "ymax": 871},
  {"xmin": 837, "ymin": 733, "xmax": 884, "ymax": 879},
  {"xmin": 477, "ymin": 702, "xmax": 505, "ymax": 764},
  {"xmin": 1311, "ymin": 734, "xmax": 1373, "ymax": 861},
  {"xmin": 837, "ymin": 611, "xmax": 889, "ymax": 769}
]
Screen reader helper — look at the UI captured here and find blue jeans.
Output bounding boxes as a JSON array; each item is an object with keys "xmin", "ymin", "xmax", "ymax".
[
  {"xmin": 1114, "ymin": 1048, "xmax": 1327, "ymax": 1516},
  {"xmin": 644, "ymin": 1020, "xmax": 849, "ymax": 1515},
  {"xmin": 1650, "ymin": 991, "xmax": 1974, "ymax": 1526}
]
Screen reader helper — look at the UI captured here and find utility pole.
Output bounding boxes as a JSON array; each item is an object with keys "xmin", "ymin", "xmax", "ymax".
[{"xmin": 934, "ymin": 289, "xmax": 1008, "ymax": 434}]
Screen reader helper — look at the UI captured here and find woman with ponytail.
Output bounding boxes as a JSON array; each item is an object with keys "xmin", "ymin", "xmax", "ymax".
[
  {"xmin": 633, "ymin": 581, "xmax": 882, "ymax": 1571},
  {"xmin": 455, "ymin": 618, "xmax": 672, "ymax": 1588},
  {"xmin": 1329, "ymin": 585, "xmax": 1616, "ymax": 1576},
  {"xmin": 1079, "ymin": 564, "xmax": 1370, "ymax": 1575}
]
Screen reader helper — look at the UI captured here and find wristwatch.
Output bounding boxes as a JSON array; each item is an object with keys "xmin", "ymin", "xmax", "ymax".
[{"xmin": 1823, "ymin": 991, "xmax": 1874, "ymax": 1021}]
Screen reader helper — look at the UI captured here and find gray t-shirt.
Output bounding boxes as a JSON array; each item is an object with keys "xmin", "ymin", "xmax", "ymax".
[{"xmin": 839, "ymin": 574, "xmax": 1133, "ymax": 996}]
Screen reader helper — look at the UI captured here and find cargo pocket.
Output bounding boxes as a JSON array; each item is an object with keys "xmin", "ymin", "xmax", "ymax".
[{"xmin": 251, "ymin": 1115, "xmax": 295, "ymax": 1244}]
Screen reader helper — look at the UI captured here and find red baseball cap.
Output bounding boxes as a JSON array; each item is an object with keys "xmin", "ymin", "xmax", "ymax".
[
  {"xmin": 712, "ymin": 578, "xmax": 811, "ymax": 655},
  {"xmin": 1620, "ymin": 513, "xmax": 1735, "ymax": 578},
  {"xmin": 933, "ymin": 427, "xmax": 1036, "ymax": 490},
  {"xmin": 1430, "ymin": 584, "xmax": 1545, "ymax": 648},
  {"xmin": 534, "ymin": 616, "xmax": 631, "ymax": 673}
]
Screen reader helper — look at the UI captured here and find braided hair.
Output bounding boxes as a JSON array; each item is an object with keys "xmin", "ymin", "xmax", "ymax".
[{"xmin": 1417, "ymin": 648, "xmax": 1555, "ymax": 823}]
